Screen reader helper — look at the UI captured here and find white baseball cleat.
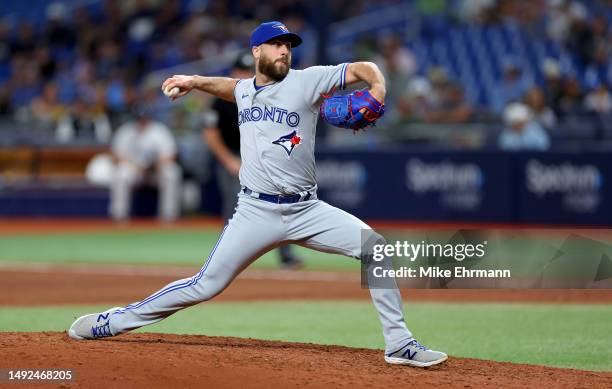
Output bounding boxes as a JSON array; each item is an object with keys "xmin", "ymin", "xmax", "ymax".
[
  {"xmin": 385, "ymin": 339, "xmax": 448, "ymax": 367},
  {"xmin": 68, "ymin": 307, "xmax": 121, "ymax": 340}
]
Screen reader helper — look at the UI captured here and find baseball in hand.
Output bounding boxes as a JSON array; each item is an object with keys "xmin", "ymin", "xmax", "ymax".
[{"xmin": 163, "ymin": 86, "xmax": 180, "ymax": 98}]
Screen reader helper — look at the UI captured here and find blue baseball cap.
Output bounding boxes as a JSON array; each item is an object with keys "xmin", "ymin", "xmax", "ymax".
[{"xmin": 250, "ymin": 21, "xmax": 302, "ymax": 48}]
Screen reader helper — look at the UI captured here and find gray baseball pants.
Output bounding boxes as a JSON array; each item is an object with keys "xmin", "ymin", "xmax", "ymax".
[{"xmin": 108, "ymin": 193, "xmax": 413, "ymax": 353}]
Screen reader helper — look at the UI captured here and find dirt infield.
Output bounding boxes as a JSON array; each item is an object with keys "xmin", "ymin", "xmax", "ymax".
[
  {"xmin": 1, "ymin": 332, "xmax": 611, "ymax": 388},
  {"xmin": 5, "ymin": 217, "xmax": 612, "ymax": 234},
  {"xmin": 0, "ymin": 218, "xmax": 224, "ymax": 234},
  {"xmin": 1, "ymin": 266, "xmax": 612, "ymax": 305}
]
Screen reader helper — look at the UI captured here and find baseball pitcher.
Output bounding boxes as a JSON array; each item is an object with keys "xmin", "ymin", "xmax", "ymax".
[{"xmin": 69, "ymin": 21, "xmax": 447, "ymax": 368}]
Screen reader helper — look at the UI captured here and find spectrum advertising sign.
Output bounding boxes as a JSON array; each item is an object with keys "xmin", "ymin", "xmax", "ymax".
[
  {"xmin": 315, "ymin": 150, "xmax": 514, "ymax": 222},
  {"xmin": 518, "ymin": 153, "xmax": 611, "ymax": 224},
  {"xmin": 401, "ymin": 154, "xmax": 514, "ymax": 221},
  {"xmin": 315, "ymin": 150, "xmax": 612, "ymax": 225}
]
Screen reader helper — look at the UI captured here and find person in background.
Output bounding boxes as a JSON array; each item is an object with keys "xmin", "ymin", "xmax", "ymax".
[
  {"xmin": 0, "ymin": 84, "xmax": 11, "ymax": 115},
  {"xmin": 423, "ymin": 82, "xmax": 474, "ymax": 124},
  {"xmin": 202, "ymin": 52, "xmax": 303, "ymax": 269},
  {"xmin": 498, "ymin": 102, "xmax": 550, "ymax": 151},
  {"xmin": 524, "ymin": 86, "xmax": 557, "ymax": 131},
  {"xmin": 30, "ymin": 82, "xmax": 68, "ymax": 129},
  {"xmin": 427, "ymin": 66, "xmax": 451, "ymax": 109},
  {"xmin": 373, "ymin": 33, "xmax": 417, "ymax": 125},
  {"xmin": 584, "ymin": 83, "xmax": 611, "ymax": 116},
  {"xmin": 491, "ymin": 58, "xmax": 531, "ymax": 115},
  {"xmin": 110, "ymin": 103, "xmax": 182, "ymax": 221},
  {"xmin": 558, "ymin": 77, "xmax": 586, "ymax": 117},
  {"xmin": 398, "ymin": 77, "xmax": 434, "ymax": 122},
  {"xmin": 540, "ymin": 58, "xmax": 564, "ymax": 115}
]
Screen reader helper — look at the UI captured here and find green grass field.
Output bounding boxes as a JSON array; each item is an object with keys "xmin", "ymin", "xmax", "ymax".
[
  {"xmin": 0, "ymin": 229, "xmax": 357, "ymax": 270},
  {"xmin": 1, "ymin": 227, "xmax": 611, "ymax": 372}
]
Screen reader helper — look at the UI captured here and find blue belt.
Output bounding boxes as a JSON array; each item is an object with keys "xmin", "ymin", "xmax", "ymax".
[{"xmin": 242, "ymin": 187, "xmax": 312, "ymax": 204}]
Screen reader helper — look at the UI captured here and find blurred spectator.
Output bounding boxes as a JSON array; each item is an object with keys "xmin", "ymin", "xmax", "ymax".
[
  {"xmin": 524, "ymin": 86, "xmax": 557, "ymax": 131},
  {"xmin": 558, "ymin": 77, "xmax": 586, "ymax": 117},
  {"xmin": 34, "ymin": 46, "xmax": 57, "ymax": 82},
  {"xmin": 10, "ymin": 23, "xmax": 36, "ymax": 56},
  {"xmin": 0, "ymin": 85, "xmax": 12, "ymax": 115},
  {"xmin": 72, "ymin": 6, "xmax": 98, "ymax": 54},
  {"xmin": 424, "ymin": 83, "xmax": 475, "ymax": 124},
  {"xmin": 491, "ymin": 58, "xmax": 531, "ymax": 115},
  {"xmin": 31, "ymin": 82, "xmax": 69, "ymax": 131},
  {"xmin": 374, "ymin": 33, "xmax": 417, "ymax": 124},
  {"xmin": 498, "ymin": 102, "xmax": 550, "ymax": 151},
  {"xmin": 375, "ymin": 33, "xmax": 417, "ymax": 79},
  {"xmin": 546, "ymin": 0, "xmax": 573, "ymax": 43},
  {"xmin": 427, "ymin": 67, "xmax": 451, "ymax": 108},
  {"xmin": 398, "ymin": 77, "xmax": 434, "ymax": 122},
  {"xmin": 584, "ymin": 43, "xmax": 611, "ymax": 88},
  {"xmin": 584, "ymin": 84, "xmax": 612, "ymax": 116},
  {"xmin": 106, "ymin": 70, "xmax": 130, "ymax": 115},
  {"xmin": 123, "ymin": 0, "xmax": 158, "ymax": 75},
  {"xmin": 0, "ymin": 21, "xmax": 10, "ymax": 67},
  {"xmin": 36, "ymin": 77, "xmax": 110, "ymax": 145},
  {"xmin": 155, "ymin": 0, "xmax": 184, "ymax": 38},
  {"xmin": 584, "ymin": 17, "xmax": 611, "ymax": 87},
  {"xmin": 9, "ymin": 57, "xmax": 43, "ymax": 120},
  {"xmin": 0, "ymin": 0, "xmax": 610, "ymax": 153},
  {"xmin": 330, "ymin": 0, "xmax": 366, "ymax": 22},
  {"xmin": 541, "ymin": 58, "xmax": 564, "ymax": 114},
  {"xmin": 589, "ymin": 16, "xmax": 610, "ymax": 61},
  {"xmin": 55, "ymin": 91, "xmax": 112, "ymax": 144},
  {"xmin": 274, "ymin": 0, "xmax": 309, "ymax": 19},
  {"xmin": 109, "ymin": 104, "xmax": 182, "ymax": 221},
  {"xmin": 148, "ymin": 40, "xmax": 181, "ymax": 71},
  {"xmin": 44, "ymin": 2, "xmax": 77, "ymax": 50},
  {"xmin": 565, "ymin": 5, "xmax": 592, "ymax": 65},
  {"xmin": 95, "ymin": 39, "xmax": 123, "ymax": 80},
  {"xmin": 53, "ymin": 60, "xmax": 78, "ymax": 104},
  {"xmin": 398, "ymin": 67, "xmax": 477, "ymax": 125},
  {"xmin": 456, "ymin": 0, "xmax": 497, "ymax": 24}
]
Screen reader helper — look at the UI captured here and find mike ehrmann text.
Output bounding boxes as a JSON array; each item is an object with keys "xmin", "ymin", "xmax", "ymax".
[{"xmin": 371, "ymin": 266, "xmax": 511, "ymax": 278}]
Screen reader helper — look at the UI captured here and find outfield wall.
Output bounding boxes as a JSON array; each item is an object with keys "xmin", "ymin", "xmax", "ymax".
[
  {"xmin": 315, "ymin": 149, "xmax": 611, "ymax": 226},
  {"xmin": 0, "ymin": 149, "xmax": 610, "ymax": 225}
]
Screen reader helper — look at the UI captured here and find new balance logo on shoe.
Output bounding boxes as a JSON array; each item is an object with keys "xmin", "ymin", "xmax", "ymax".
[
  {"xmin": 403, "ymin": 349, "xmax": 417, "ymax": 360},
  {"xmin": 97, "ymin": 312, "xmax": 110, "ymax": 322}
]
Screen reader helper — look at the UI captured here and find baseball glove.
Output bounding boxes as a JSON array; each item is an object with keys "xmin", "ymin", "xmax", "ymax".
[{"xmin": 319, "ymin": 89, "xmax": 385, "ymax": 131}]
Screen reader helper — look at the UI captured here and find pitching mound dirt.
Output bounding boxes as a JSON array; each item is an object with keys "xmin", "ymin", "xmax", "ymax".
[{"xmin": 1, "ymin": 332, "xmax": 610, "ymax": 388}]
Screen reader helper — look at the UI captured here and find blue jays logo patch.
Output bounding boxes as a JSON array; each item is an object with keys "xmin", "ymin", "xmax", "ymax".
[
  {"xmin": 272, "ymin": 130, "xmax": 302, "ymax": 157},
  {"xmin": 273, "ymin": 23, "xmax": 290, "ymax": 33}
]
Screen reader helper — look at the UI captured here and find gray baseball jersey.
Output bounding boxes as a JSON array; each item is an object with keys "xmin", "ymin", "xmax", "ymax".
[
  {"xmin": 234, "ymin": 64, "xmax": 348, "ymax": 194},
  {"xmin": 104, "ymin": 64, "xmax": 415, "ymax": 355}
]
